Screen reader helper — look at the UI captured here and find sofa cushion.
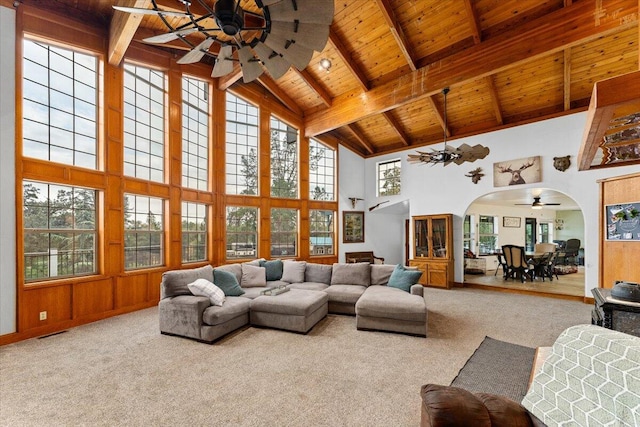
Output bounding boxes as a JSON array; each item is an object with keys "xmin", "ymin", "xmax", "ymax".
[
  {"xmin": 356, "ymin": 285, "xmax": 426, "ymax": 322},
  {"xmin": 187, "ymin": 278, "xmax": 225, "ymax": 306},
  {"xmin": 324, "ymin": 284, "xmax": 367, "ymax": 304},
  {"xmin": 161, "ymin": 264, "xmax": 214, "ymax": 299},
  {"xmin": 370, "ymin": 264, "xmax": 397, "ymax": 286},
  {"xmin": 241, "ymin": 263, "xmax": 267, "ymax": 288},
  {"xmin": 202, "ymin": 296, "xmax": 251, "ymax": 326},
  {"xmin": 281, "ymin": 260, "xmax": 307, "ymax": 283},
  {"xmin": 239, "ymin": 287, "xmax": 270, "ymax": 299},
  {"xmin": 215, "ymin": 263, "xmax": 242, "ymax": 284},
  {"xmin": 251, "ymin": 289, "xmax": 328, "ymax": 316},
  {"xmin": 213, "ymin": 268, "xmax": 245, "ymax": 297},
  {"xmin": 259, "ymin": 259, "xmax": 283, "ymax": 281},
  {"xmin": 288, "ymin": 282, "xmax": 330, "ymax": 292},
  {"xmin": 305, "ymin": 263, "xmax": 333, "ymax": 284},
  {"xmin": 387, "ymin": 264, "xmax": 423, "ymax": 292},
  {"xmin": 331, "ymin": 263, "xmax": 370, "ymax": 286}
]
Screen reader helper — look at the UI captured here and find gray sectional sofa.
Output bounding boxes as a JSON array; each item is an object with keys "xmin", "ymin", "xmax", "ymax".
[{"xmin": 159, "ymin": 261, "xmax": 427, "ymax": 343}]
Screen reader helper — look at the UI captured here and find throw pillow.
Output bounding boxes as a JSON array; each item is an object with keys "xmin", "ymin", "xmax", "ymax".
[
  {"xmin": 330, "ymin": 262, "xmax": 370, "ymax": 286},
  {"xmin": 370, "ymin": 264, "xmax": 397, "ymax": 286},
  {"xmin": 281, "ymin": 260, "xmax": 307, "ymax": 283},
  {"xmin": 213, "ymin": 268, "xmax": 245, "ymax": 296},
  {"xmin": 215, "ymin": 263, "xmax": 242, "ymax": 284},
  {"xmin": 304, "ymin": 263, "xmax": 333, "ymax": 284},
  {"xmin": 160, "ymin": 264, "xmax": 214, "ymax": 299},
  {"xmin": 187, "ymin": 278, "xmax": 226, "ymax": 306},
  {"xmin": 259, "ymin": 259, "xmax": 283, "ymax": 281},
  {"xmin": 387, "ymin": 264, "xmax": 423, "ymax": 292},
  {"xmin": 241, "ymin": 263, "xmax": 267, "ymax": 288}
]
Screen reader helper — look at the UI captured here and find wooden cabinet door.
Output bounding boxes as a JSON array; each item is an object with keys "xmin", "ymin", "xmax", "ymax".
[
  {"xmin": 408, "ymin": 259, "xmax": 427, "ymax": 285},
  {"xmin": 427, "ymin": 262, "xmax": 449, "ymax": 288}
]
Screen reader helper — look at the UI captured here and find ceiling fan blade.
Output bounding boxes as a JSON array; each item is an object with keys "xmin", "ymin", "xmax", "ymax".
[
  {"xmin": 211, "ymin": 45, "xmax": 235, "ymax": 77},
  {"xmin": 263, "ymin": 33, "xmax": 314, "ymax": 70},
  {"xmin": 265, "ymin": 0, "xmax": 334, "ymax": 25},
  {"xmin": 142, "ymin": 28, "xmax": 199, "ymax": 44},
  {"xmin": 269, "ymin": 20, "xmax": 330, "ymax": 51},
  {"xmin": 260, "ymin": 0, "xmax": 284, "ymax": 5},
  {"xmin": 112, "ymin": 6, "xmax": 188, "ymax": 18},
  {"xmin": 177, "ymin": 38, "xmax": 215, "ymax": 64},
  {"xmin": 252, "ymin": 41, "xmax": 290, "ymax": 79},
  {"xmin": 238, "ymin": 46, "xmax": 264, "ymax": 83}
]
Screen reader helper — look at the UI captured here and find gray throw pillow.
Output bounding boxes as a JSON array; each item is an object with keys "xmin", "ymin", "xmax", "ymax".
[
  {"xmin": 281, "ymin": 260, "xmax": 307, "ymax": 283},
  {"xmin": 161, "ymin": 264, "xmax": 214, "ymax": 299},
  {"xmin": 331, "ymin": 263, "xmax": 370, "ymax": 287},
  {"xmin": 259, "ymin": 259, "xmax": 283, "ymax": 281},
  {"xmin": 241, "ymin": 264, "xmax": 267, "ymax": 288},
  {"xmin": 304, "ymin": 263, "xmax": 333, "ymax": 285},
  {"xmin": 213, "ymin": 269, "xmax": 245, "ymax": 296},
  {"xmin": 370, "ymin": 264, "xmax": 397, "ymax": 286}
]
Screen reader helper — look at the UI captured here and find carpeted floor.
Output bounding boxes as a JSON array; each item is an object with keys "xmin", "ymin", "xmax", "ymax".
[
  {"xmin": 450, "ymin": 336, "xmax": 536, "ymax": 402},
  {"xmin": 0, "ymin": 287, "xmax": 592, "ymax": 426}
]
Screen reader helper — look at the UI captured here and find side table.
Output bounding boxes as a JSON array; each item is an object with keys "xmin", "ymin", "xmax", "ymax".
[{"xmin": 591, "ymin": 287, "xmax": 640, "ymax": 337}]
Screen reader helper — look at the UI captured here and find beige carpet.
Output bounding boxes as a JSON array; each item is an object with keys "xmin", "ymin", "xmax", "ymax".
[{"xmin": 0, "ymin": 288, "xmax": 592, "ymax": 426}]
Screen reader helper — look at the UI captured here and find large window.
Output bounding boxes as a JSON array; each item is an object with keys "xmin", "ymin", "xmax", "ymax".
[
  {"xmin": 22, "ymin": 39, "xmax": 98, "ymax": 169},
  {"xmin": 478, "ymin": 215, "xmax": 499, "ymax": 255},
  {"xmin": 309, "ymin": 138, "xmax": 335, "ymax": 201},
  {"xmin": 123, "ymin": 63, "xmax": 165, "ymax": 182},
  {"xmin": 310, "ymin": 210, "xmax": 334, "ymax": 255},
  {"xmin": 182, "ymin": 76, "xmax": 209, "ymax": 191},
  {"xmin": 23, "ymin": 181, "xmax": 97, "ymax": 282},
  {"xmin": 225, "ymin": 206, "xmax": 258, "ymax": 259},
  {"xmin": 377, "ymin": 159, "xmax": 401, "ymax": 196},
  {"xmin": 226, "ymin": 93, "xmax": 259, "ymax": 195},
  {"xmin": 124, "ymin": 194, "xmax": 164, "ymax": 270},
  {"xmin": 270, "ymin": 116, "xmax": 298, "ymax": 198},
  {"xmin": 182, "ymin": 202, "xmax": 207, "ymax": 263},
  {"xmin": 271, "ymin": 208, "xmax": 298, "ymax": 257}
]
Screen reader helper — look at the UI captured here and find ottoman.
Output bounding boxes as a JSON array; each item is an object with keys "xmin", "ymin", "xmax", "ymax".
[
  {"xmin": 250, "ymin": 289, "xmax": 328, "ymax": 333},
  {"xmin": 355, "ymin": 285, "xmax": 427, "ymax": 337}
]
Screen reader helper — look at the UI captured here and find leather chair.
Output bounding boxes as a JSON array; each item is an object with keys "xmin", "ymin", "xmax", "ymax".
[{"xmin": 557, "ymin": 238, "xmax": 580, "ymax": 265}]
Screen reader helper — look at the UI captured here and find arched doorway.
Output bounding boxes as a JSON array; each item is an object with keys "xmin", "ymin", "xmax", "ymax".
[{"xmin": 462, "ymin": 188, "xmax": 585, "ymax": 298}]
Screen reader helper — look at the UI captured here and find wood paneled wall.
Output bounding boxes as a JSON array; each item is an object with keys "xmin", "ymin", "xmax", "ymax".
[
  {"xmin": 4, "ymin": 4, "xmax": 338, "ymax": 344},
  {"xmin": 599, "ymin": 172, "xmax": 640, "ymax": 288}
]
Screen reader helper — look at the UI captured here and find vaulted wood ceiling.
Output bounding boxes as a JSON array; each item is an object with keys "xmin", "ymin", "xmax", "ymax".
[{"xmin": 25, "ymin": 0, "xmax": 640, "ymax": 157}]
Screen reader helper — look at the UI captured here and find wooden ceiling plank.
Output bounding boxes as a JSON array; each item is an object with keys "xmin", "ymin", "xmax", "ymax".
[
  {"xmin": 108, "ymin": 0, "xmax": 150, "ymax": 66},
  {"xmin": 485, "ymin": 76, "xmax": 504, "ymax": 125},
  {"xmin": 564, "ymin": 49, "xmax": 572, "ymax": 111},
  {"xmin": 375, "ymin": 0, "xmax": 417, "ymax": 71},
  {"xmin": 293, "ymin": 68, "xmax": 332, "ymax": 107},
  {"xmin": 257, "ymin": 74, "xmax": 304, "ymax": 116},
  {"xmin": 426, "ymin": 95, "xmax": 451, "ymax": 137},
  {"xmin": 305, "ymin": 0, "xmax": 638, "ymax": 137},
  {"xmin": 346, "ymin": 124, "xmax": 375, "ymax": 155},
  {"xmin": 328, "ymin": 29, "xmax": 370, "ymax": 92},
  {"xmin": 463, "ymin": 0, "xmax": 482, "ymax": 44},
  {"xmin": 382, "ymin": 111, "xmax": 410, "ymax": 146}
]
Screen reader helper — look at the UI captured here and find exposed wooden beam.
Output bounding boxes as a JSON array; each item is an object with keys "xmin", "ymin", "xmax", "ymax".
[
  {"xmin": 426, "ymin": 95, "xmax": 451, "ymax": 137},
  {"xmin": 381, "ymin": 111, "xmax": 410, "ymax": 146},
  {"xmin": 375, "ymin": 0, "xmax": 417, "ymax": 71},
  {"xmin": 217, "ymin": 66, "xmax": 242, "ymax": 91},
  {"xmin": 154, "ymin": 0, "xmax": 210, "ymax": 17},
  {"xmin": 108, "ymin": 0, "xmax": 150, "ymax": 66},
  {"xmin": 256, "ymin": 74, "xmax": 304, "ymax": 116},
  {"xmin": 328, "ymin": 29, "xmax": 369, "ymax": 92},
  {"xmin": 305, "ymin": 0, "xmax": 638, "ymax": 137},
  {"xmin": 293, "ymin": 68, "xmax": 332, "ymax": 107},
  {"xmin": 463, "ymin": 0, "xmax": 482, "ymax": 44},
  {"xmin": 485, "ymin": 76, "xmax": 504, "ymax": 125},
  {"xmin": 564, "ymin": 49, "xmax": 572, "ymax": 111},
  {"xmin": 346, "ymin": 124, "xmax": 375, "ymax": 155}
]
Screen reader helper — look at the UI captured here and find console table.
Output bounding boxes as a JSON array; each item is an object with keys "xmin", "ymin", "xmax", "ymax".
[{"xmin": 591, "ymin": 287, "xmax": 640, "ymax": 337}]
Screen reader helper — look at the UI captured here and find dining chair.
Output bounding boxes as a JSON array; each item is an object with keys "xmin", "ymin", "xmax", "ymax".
[
  {"xmin": 494, "ymin": 252, "xmax": 508, "ymax": 278},
  {"xmin": 501, "ymin": 245, "xmax": 534, "ymax": 282}
]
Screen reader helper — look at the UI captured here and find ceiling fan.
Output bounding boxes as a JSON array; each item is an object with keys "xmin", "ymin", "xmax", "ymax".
[
  {"xmin": 516, "ymin": 196, "xmax": 561, "ymax": 209},
  {"xmin": 113, "ymin": 0, "xmax": 334, "ymax": 83}
]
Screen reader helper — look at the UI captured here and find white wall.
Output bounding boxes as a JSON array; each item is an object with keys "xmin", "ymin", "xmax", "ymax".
[
  {"xmin": 347, "ymin": 112, "xmax": 639, "ymax": 297},
  {"xmin": 556, "ymin": 210, "xmax": 585, "ymax": 244},
  {"xmin": 0, "ymin": 5, "xmax": 17, "ymax": 336}
]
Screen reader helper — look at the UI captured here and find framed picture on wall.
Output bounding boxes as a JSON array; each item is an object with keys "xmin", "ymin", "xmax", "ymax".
[
  {"xmin": 493, "ymin": 156, "xmax": 541, "ymax": 187},
  {"xmin": 343, "ymin": 211, "xmax": 364, "ymax": 243},
  {"xmin": 503, "ymin": 216, "xmax": 521, "ymax": 228},
  {"xmin": 605, "ymin": 202, "xmax": 640, "ymax": 241}
]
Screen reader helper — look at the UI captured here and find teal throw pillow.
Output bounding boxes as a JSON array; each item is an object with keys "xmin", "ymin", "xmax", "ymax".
[
  {"xmin": 213, "ymin": 268, "xmax": 245, "ymax": 296},
  {"xmin": 387, "ymin": 264, "xmax": 423, "ymax": 292},
  {"xmin": 259, "ymin": 259, "xmax": 283, "ymax": 281}
]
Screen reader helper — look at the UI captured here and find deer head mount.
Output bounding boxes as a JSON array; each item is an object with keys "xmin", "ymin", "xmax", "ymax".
[{"xmin": 497, "ymin": 159, "xmax": 535, "ymax": 185}]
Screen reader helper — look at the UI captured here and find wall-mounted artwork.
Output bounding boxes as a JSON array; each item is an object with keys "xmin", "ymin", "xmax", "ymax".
[
  {"xmin": 493, "ymin": 156, "xmax": 541, "ymax": 187},
  {"xmin": 606, "ymin": 203, "xmax": 640, "ymax": 241},
  {"xmin": 343, "ymin": 211, "xmax": 364, "ymax": 243}
]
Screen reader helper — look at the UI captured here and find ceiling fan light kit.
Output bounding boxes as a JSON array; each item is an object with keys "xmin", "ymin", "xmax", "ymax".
[
  {"xmin": 115, "ymin": 0, "xmax": 334, "ymax": 83},
  {"xmin": 516, "ymin": 196, "xmax": 561, "ymax": 209}
]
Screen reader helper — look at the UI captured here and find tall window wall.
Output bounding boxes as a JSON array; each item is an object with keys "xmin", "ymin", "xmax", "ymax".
[
  {"xmin": 271, "ymin": 208, "xmax": 298, "ymax": 257},
  {"xmin": 181, "ymin": 76, "xmax": 209, "ymax": 191},
  {"xmin": 225, "ymin": 93, "xmax": 259, "ymax": 195},
  {"xmin": 22, "ymin": 39, "xmax": 98, "ymax": 169},
  {"xmin": 309, "ymin": 138, "xmax": 335, "ymax": 201},
  {"xmin": 182, "ymin": 202, "xmax": 207, "ymax": 263},
  {"xmin": 123, "ymin": 63, "xmax": 165, "ymax": 183},
  {"xmin": 270, "ymin": 116, "xmax": 298, "ymax": 198},
  {"xmin": 124, "ymin": 194, "xmax": 164, "ymax": 270},
  {"xmin": 225, "ymin": 206, "xmax": 258, "ymax": 259}
]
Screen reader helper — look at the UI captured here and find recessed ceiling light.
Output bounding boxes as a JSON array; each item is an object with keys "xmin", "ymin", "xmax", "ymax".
[{"xmin": 319, "ymin": 58, "xmax": 332, "ymax": 72}]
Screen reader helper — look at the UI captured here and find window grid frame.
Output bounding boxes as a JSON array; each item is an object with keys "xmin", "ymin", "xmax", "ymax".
[
  {"xmin": 377, "ymin": 159, "xmax": 402, "ymax": 196},
  {"xmin": 225, "ymin": 93, "xmax": 259, "ymax": 196},
  {"xmin": 309, "ymin": 209, "xmax": 335, "ymax": 256},
  {"xmin": 309, "ymin": 138, "xmax": 336, "ymax": 201},
  {"xmin": 124, "ymin": 193, "xmax": 165, "ymax": 270},
  {"xmin": 225, "ymin": 205, "xmax": 258, "ymax": 260},
  {"xmin": 270, "ymin": 116, "xmax": 299, "ymax": 199},
  {"xmin": 181, "ymin": 201, "xmax": 208, "ymax": 264},
  {"xmin": 181, "ymin": 76, "xmax": 210, "ymax": 191},
  {"xmin": 270, "ymin": 208, "xmax": 298, "ymax": 258}
]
